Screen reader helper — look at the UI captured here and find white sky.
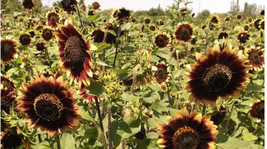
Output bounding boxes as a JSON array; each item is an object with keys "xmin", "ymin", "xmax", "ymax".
[{"xmin": 42, "ymin": 0, "xmax": 265, "ymax": 14}]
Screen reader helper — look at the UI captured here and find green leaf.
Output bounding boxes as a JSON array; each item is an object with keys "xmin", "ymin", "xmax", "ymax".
[
  {"xmin": 32, "ymin": 141, "xmax": 51, "ymax": 149},
  {"xmin": 96, "ymin": 60, "xmax": 110, "ymax": 67},
  {"xmin": 86, "ymin": 82, "xmax": 105, "ymax": 96},
  {"xmin": 97, "ymin": 43, "xmax": 111, "ymax": 51},
  {"xmin": 80, "ymin": 108, "xmax": 94, "ymax": 122},
  {"xmin": 217, "ymin": 136, "xmax": 263, "ymax": 149},
  {"xmin": 86, "ymin": 14, "xmax": 100, "ymax": 22},
  {"xmin": 121, "ymin": 23, "xmax": 131, "ymax": 30},
  {"xmin": 121, "ymin": 93, "xmax": 139, "ymax": 101},
  {"xmin": 107, "ymin": 30, "xmax": 116, "ymax": 36},
  {"xmin": 60, "ymin": 133, "xmax": 75, "ymax": 149},
  {"xmin": 241, "ymin": 128, "xmax": 258, "ymax": 141},
  {"xmin": 84, "ymin": 127, "xmax": 98, "ymax": 139}
]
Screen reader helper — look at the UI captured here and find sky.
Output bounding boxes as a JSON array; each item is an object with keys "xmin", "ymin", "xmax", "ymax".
[{"xmin": 41, "ymin": 0, "xmax": 265, "ymax": 14}]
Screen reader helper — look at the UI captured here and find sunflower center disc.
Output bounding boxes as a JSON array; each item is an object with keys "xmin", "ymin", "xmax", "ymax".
[
  {"xmin": 34, "ymin": 93, "xmax": 63, "ymax": 121},
  {"xmin": 50, "ymin": 15, "xmax": 58, "ymax": 26},
  {"xmin": 202, "ymin": 64, "xmax": 232, "ymax": 93},
  {"xmin": 251, "ymin": 53, "xmax": 261, "ymax": 64},
  {"xmin": 43, "ymin": 30, "xmax": 52, "ymax": 40},
  {"xmin": 2, "ymin": 80, "xmax": 14, "ymax": 92},
  {"xmin": 172, "ymin": 126, "xmax": 199, "ymax": 149},
  {"xmin": 64, "ymin": 36, "xmax": 87, "ymax": 73},
  {"xmin": 211, "ymin": 17, "xmax": 218, "ymax": 24},
  {"xmin": 181, "ymin": 28, "xmax": 190, "ymax": 40},
  {"xmin": 2, "ymin": 43, "xmax": 12, "ymax": 56},
  {"xmin": 157, "ymin": 68, "xmax": 167, "ymax": 80},
  {"xmin": 21, "ymin": 36, "xmax": 30, "ymax": 45},
  {"xmin": 256, "ymin": 103, "xmax": 264, "ymax": 116}
]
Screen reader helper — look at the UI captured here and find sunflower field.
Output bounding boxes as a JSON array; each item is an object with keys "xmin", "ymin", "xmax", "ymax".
[{"xmin": 0, "ymin": 0, "xmax": 265, "ymax": 148}]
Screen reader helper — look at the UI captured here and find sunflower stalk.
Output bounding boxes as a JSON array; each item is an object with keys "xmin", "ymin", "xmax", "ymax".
[
  {"xmin": 113, "ymin": 25, "xmax": 122, "ymax": 68},
  {"xmin": 253, "ymin": 122, "xmax": 262, "ymax": 135},
  {"xmin": 225, "ymin": 100, "xmax": 236, "ymax": 132},
  {"xmin": 56, "ymin": 131, "xmax": 61, "ymax": 149},
  {"xmin": 232, "ymin": 112, "xmax": 249, "ymax": 136},
  {"xmin": 75, "ymin": 4, "xmax": 83, "ymax": 28},
  {"xmin": 94, "ymin": 96, "xmax": 108, "ymax": 149}
]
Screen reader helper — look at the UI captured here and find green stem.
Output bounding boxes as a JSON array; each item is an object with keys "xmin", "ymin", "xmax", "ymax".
[
  {"xmin": 56, "ymin": 131, "xmax": 61, "ymax": 149},
  {"xmin": 76, "ymin": 4, "xmax": 83, "ymax": 28},
  {"xmin": 232, "ymin": 112, "xmax": 249, "ymax": 136},
  {"xmin": 253, "ymin": 123, "xmax": 261, "ymax": 135},
  {"xmin": 202, "ymin": 102, "xmax": 206, "ymax": 115},
  {"xmin": 113, "ymin": 25, "xmax": 121, "ymax": 68},
  {"xmin": 225, "ymin": 100, "xmax": 235, "ymax": 132}
]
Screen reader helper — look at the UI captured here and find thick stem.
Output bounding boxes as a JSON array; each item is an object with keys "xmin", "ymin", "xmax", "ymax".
[
  {"xmin": 113, "ymin": 25, "xmax": 121, "ymax": 68},
  {"xmin": 166, "ymin": 82, "xmax": 172, "ymax": 107},
  {"xmin": 253, "ymin": 123, "xmax": 261, "ymax": 135},
  {"xmin": 76, "ymin": 4, "xmax": 83, "ymax": 28},
  {"xmin": 95, "ymin": 96, "xmax": 108, "ymax": 149},
  {"xmin": 56, "ymin": 131, "xmax": 61, "ymax": 149},
  {"xmin": 38, "ymin": 134, "xmax": 42, "ymax": 143},
  {"xmin": 202, "ymin": 102, "xmax": 206, "ymax": 115},
  {"xmin": 232, "ymin": 113, "xmax": 249, "ymax": 136},
  {"xmin": 225, "ymin": 101, "xmax": 235, "ymax": 132}
]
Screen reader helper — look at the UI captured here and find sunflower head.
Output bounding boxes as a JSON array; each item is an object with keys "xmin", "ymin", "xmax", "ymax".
[
  {"xmin": 249, "ymin": 100, "xmax": 264, "ymax": 120},
  {"xmin": 154, "ymin": 63, "xmax": 169, "ymax": 84},
  {"xmin": 21, "ymin": 0, "xmax": 34, "ymax": 10},
  {"xmin": 254, "ymin": 19, "xmax": 261, "ymax": 30},
  {"xmin": 217, "ymin": 31, "xmax": 229, "ymax": 40},
  {"xmin": 149, "ymin": 25, "xmax": 156, "ymax": 31},
  {"xmin": 224, "ymin": 16, "xmax": 231, "ymax": 22},
  {"xmin": 1, "ymin": 39, "xmax": 17, "ymax": 62},
  {"xmin": 104, "ymin": 23, "xmax": 116, "ymax": 44},
  {"xmin": 35, "ymin": 41, "xmax": 46, "ymax": 52},
  {"xmin": 180, "ymin": 7, "xmax": 189, "ymax": 16},
  {"xmin": 175, "ymin": 23, "xmax": 193, "ymax": 42},
  {"xmin": 132, "ymin": 18, "xmax": 136, "ymax": 22},
  {"xmin": 92, "ymin": 2, "xmax": 100, "ymax": 10},
  {"xmin": 1, "ymin": 76, "xmax": 16, "ymax": 113},
  {"xmin": 260, "ymin": 9, "xmax": 264, "ymax": 16},
  {"xmin": 113, "ymin": 8, "xmax": 131, "ymax": 21},
  {"xmin": 244, "ymin": 25, "xmax": 249, "ymax": 31},
  {"xmin": 157, "ymin": 108, "xmax": 218, "ymax": 149},
  {"xmin": 56, "ymin": 19, "xmax": 95, "ymax": 86},
  {"xmin": 186, "ymin": 45, "xmax": 251, "ymax": 106},
  {"xmin": 48, "ymin": 12, "xmax": 59, "ymax": 28},
  {"xmin": 247, "ymin": 49, "xmax": 264, "ymax": 68},
  {"xmin": 91, "ymin": 28, "xmax": 104, "ymax": 43},
  {"xmin": 145, "ymin": 18, "xmax": 151, "ymax": 24},
  {"xmin": 211, "ymin": 106, "xmax": 226, "ymax": 125},
  {"xmin": 201, "ymin": 24, "xmax": 207, "ymax": 30},
  {"xmin": 88, "ymin": 9, "xmax": 95, "ymax": 15},
  {"xmin": 159, "ymin": 20, "xmax": 164, "ymax": 25},
  {"xmin": 60, "ymin": 0, "xmax": 77, "ymax": 14},
  {"xmin": 154, "ymin": 34, "xmax": 169, "ymax": 48},
  {"xmin": 248, "ymin": 17, "xmax": 253, "ymax": 23},
  {"xmin": 19, "ymin": 34, "xmax": 31, "ymax": 46},
  {"xmin": 209, "ymin": 14, "xmax": 220, "ymax": 25},
  {"xmin": 260, "ymin": 20, "xmax": 264, "ymax": 30},
  {"xmin": 237, "ymin": 31, "xmax": 250, "ymax": 44},
  {"xmin": 42, "ymin": 28, "xmax": 53, "ymax": 41},
  {"xmin": 1, "ymin": 128, "xmax": 24, "ymax": 149},
  {"xmin": 236, "ymin": 14, "xmax": 242, "ymax": 20},
  {"xmin": 16, "ymin": 74, "xmax": 81, "ymax": 136}
]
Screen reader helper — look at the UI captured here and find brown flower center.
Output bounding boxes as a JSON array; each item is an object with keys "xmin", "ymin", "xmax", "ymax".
[
  {"xmin": 2, "ymin": 43, "xmax": 13, "ymax": 57},
  {"xmin": 64, "ymin": 36, "xmax": 87, "ymax": 74},
  {"xmin": 172, "ymin": 126, "xmax": 199, "ymax": 149},
  {"xmin": 202, "ymin": 64, "xmax": 232, "ymax": 93},
  {"xmin": 211, "ymin": 17, "xmax": 219, "ymax": 24},
  {"xmin": 250, "ymin": 53, "xmax": 261, "ymax": 64},
  {"xmin": 20, "ymin": 35, "xmax": 31, "ymax": 45},
  {"xmin": 34, "ymin": 93, "xmax": 63, "ymax": 121},
  {"xmin": 43, "ymin": 29, "xmax": 52, "ymax": 41},
  {"xmin": 157, "ymin": 68, "xmax": 167, "ymax": 80},
  {"xmin": 1, "ymin": 80, "xmax": 14, "ymax": 92},
  {"xmin": 50, "ymin": 15, "xmax": 58, "ymax": 26},
  {"xmin": 256, "ymin": 102, "xmax": 264, "ymax": 115}
]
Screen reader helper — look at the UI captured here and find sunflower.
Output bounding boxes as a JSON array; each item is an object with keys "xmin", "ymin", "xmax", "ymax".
[
  {"xmin": 88, "ymin": 9, "xmax": 95, "ymax": 16},
  {"xmin": 42, "ymin": 28, "xmax": 53, "ymax": 41},
  {"xmin": 92, "ymin": 2, "xmax": 100, "ymax": 10},
  {"xmin": 180, "ymin": 7, "xmax": 189, "ymax": 16},
  {"xmin": 154, "ymin": 64, "xmax": 168, "ymax": 84},
  {"xmin": 201, "ymin": 24, "xmax": 207, "ymax": 30},
  {"xmin": 60, "ymin": 0, "xmax": 77, "ymax": 14},
  {"xmin": 149, "ymin": 25, "xmax": 156, "ymax": 31},
  {"xmin": 35, "ymin": 41, "xmax": 46, "ymax": 52},
  {"xmin": 48, "ymin": 12, "xmax": 59, "ymax": 28},
  {"xmin": 55, "ymin": 19, "xmax": 95, "ymax": 86},
  {"xmin": 91, "ymin": 28, "xmax": 105, "ymax": 43},
  {"xmin": 19, "ymin": 34, "xmax": 31, "ymax": 45},
  {"xmin": 157, "ymin": 108, "xmax": 218, "ymax": 149},
  {"xmin": 145, "ymin": 18, "xmax": 151, "ymax": 24},
  {"xmin": 36, "ymin": 25, "xmax": 43, "ymax": 32},
  {"xmin": 254, "ymin": 19, "xmax": 261, "ymax": 30},
  {"xmin": 132, "ymin": 18, "xmax": 136, "ymax": 23},
  {"xmin": 29, "ymin": 30, "xmax": 35, "ymax": 38},
  {"xmin": 209, "ymin": 14, "xmax": 220, "ymax": 25},
  {"xmin": 159, "ymin": 20, "xmax": 164, "ymax": 25},
  {"xmin": 185, "ymin": 45, "xmax": 251, "ymax": 106},
  {"xmin": 175, "ymin": 23, "xmax": 193, "ymax": 42},
  {"xmin": 237, "ymin": 31, "xmax": 250, "ymax": 44},
  {"xmin": 1, "ymin": 128, "xmax": 24, "ymax": 149},
  {"xmin": 191, "ymin": 36, "xmax": 197, "ymax": 45},
  {"xmin": 104, "ymin": 23, "xmax": 116, "ymax": 44},
  {"xmin": 113, "ymin": 8, "xmax": 131, "ymax": 21},
  {"xmin": 224, "ymin": 16, "xmax": 231, "ymax": 22},
  {"xmin": 260, "ymin": 9, "xmax": 264, "ymax": 16},
  {"xmin": 244, "ymin": 25, "xmax": 249, "ymax": 31},
  {"xmin": 21, "ymin": 0, "xmax": 34, "ymax": 10},
  {"xmin": 236, "ymin": 14, "xmax": 242, "ymax": 20},
  {"xmin": 161, "ymin": 84, "xmax": 167, "ymax": 92},
  {"xmin": 16, "ymin": 74, "xmax": 81, "ymax": 136},
  {"xmin": 249, "ymin": 100, "xmax": 264, "ymax": 120},
  {"xmin": 154, "ymin": 34, "xmax": 169, "ymax": 48},
  {"xmin": 260, "ymin": 20, "xmax": 264, "ymax": 30},
  {"xmin": 1, "ymin": 39, "xmax": 17, "ymax": 62},
  {"xmin": 210, "ymin": 106, "xmax": 226, "ymax": 125},
  {"xmin": 247, "ymin": 49, "xmax": 264, "ymax": 68},
  {"xmin": 80, "ymin": 3, "xmax": 86, "ymax": 11},
  {"xmin": 217, "ymin": 31, "xmax": 229, "ymax": 40},
  {"xmin": 247, "ymin": 17, "xmax": 253, "ymax": 23},
  {"xmin": 1, "ymin": 76, "xmax": 16, "ymax": 113}
]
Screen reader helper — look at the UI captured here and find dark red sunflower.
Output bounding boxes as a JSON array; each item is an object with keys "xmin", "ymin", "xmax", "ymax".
[
  {"xmin": 149, "ymin": 25, "xmax": 156, "ymax": 31},
  {"xmin": 217, "ymin": 31, "xmax": 229, "ymax": 40},
  {"xmin": 209, "ymin": 15, "xmax": 220, "ymax": 25},
  {"xmin": 29, "ymin": 31, "xmax": 35, "ymax": 38},
  {"xmin": 145, "ymin": 18, "xmax": 151, "ymax": 24},
  {"xmin": 21, "ymin": 0, "xmax": 34, "ymax": 10},
  {"xmin": 36, "ymin": 25, "xmax": 43, "ymax": 32},
  {"xmin": 154, "ymin": 34, "xmax": 169, "ymax": 48},
  {"xmin": 186, "ymin": 45, "xmax": 251, "ymax": 106},
  {"xmin": 244, "ymin": 25, "xmax": 249, "ymax": 31},
  {"xmin": 60, "ymin": 0, "xmax": 77, "ymax": 14},
  {"xmin": 104, "ymin": 23, "xmax": 116, "ymax": 44},
  {"xmin": 91, "ymin": 29, "xmax": 105, "ymax": 43},
  {"xmin": 157, "ymin": 108, "xmax": 218, "ymax": 149},
  {"xmin": 180, "ymin": 7, "xmax": 189, "ymax": 16},
  {"xmin": 42, "ymin": 28, "xmax": 53, "ymax": 41},
  {"xmin": 154, "ymin": 64, "xmax": 168, "ymax": 84},
  {"xmin": 19, "ymin": 34, "xmax": 31, "ymax": 45},
  {"xmin": 159, "ymin": 20, "xmax": 164, "ymax": 25},
  {"xmin": 16, "ymin": 74, "xmax": 81, "ymax": 136},
  {"xmin": 1, "ymin": 128, "xmax": 24, "ymax": 149},
  {"xmin": 132, "ymin": 18, "xmax": 136, "ymax": 23},
  {"xmin": 35, "ymin": 41, "xmax": 46, "ymax": 52},
  {"xmin": 55, "ymin": 20, "xmax": 94, "ymax": 86},
  {"xmin": 249, "ymin": 100, "xmax": 264, "ymax": 120},
  {"xmin": 175, "ymin": 23, "xmax": 193, "ymax": 42},
  {"xmin": 1, "ymin": 39, "xmax": 16, "ymax": 62},
  {"xmin": 48, "ymin": 12, "xmax": 59, "ymax": 28},
  {"xmin": 92, "ymin": 2, "xmax": 100, "ymax": 10},
  {"xmin": 210, "ymin": 106, "xmax": 226, "ymax": 125},
  {"xmin": 236, "ymin": 14, "xmax": 242, "ymax": 20},
  {"xmin": 247, "ymin": 49, "xmax": 264, "ymax": 68},
  {"xmin": 88, "ymin": 9, "xmax": 95, "ymax": 15},
  {"xmin": 254, "ymin": 19, "xmax": 261, "ymax": 30},
  {"xmin": 201, "ymin": 24, "xmax": 207, "ymax": 30},
  {"xmin": 237, "ymin": 31, "xmax": 250, "ymax": 44},
  {"xmin": 260, "ymin": 9, "xmax": 264, "ymax": 16},
  {"xmin": 224, "ymin": 16, "xmax": 231, "ymax": 22},
  {"xmin": 1, "ymin": 76, "xmax": 16, "ymax": 113},
  {"xmin": 113, "ymin": 8, "xmax": 131, "ymax": 21}
]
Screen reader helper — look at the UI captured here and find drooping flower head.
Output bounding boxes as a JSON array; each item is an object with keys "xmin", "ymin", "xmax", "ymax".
[
  {"xmin": 157, "ymin": 108, "xmax": 218, "ymax": 149},
  {"xmin": 254, "ymin": 19, "xmax": 261, "ymax": 30},
  {"xmin": 237, "ymin": 31, "xmax": 250, "ymax": 44},
  {"xmin": 92, "ymin": 2, "xmax": 100, "ymax": 10},
  {"xmin": 175, "ymin": 23, "xmax": 193, "ymax": 42},
  {"xmin": 60, "ymin": 0, "xmax": 77, "ymax": 14},
  {"xmin": 104, "ymin": 23, "xmax": 116, "ymax": 44},
  {"xmin": 55, "ymin": 19, "xmax": 95, "ymax": 86},
  {"xmin": 21, "ymin": 0, "xmax": 34, "ymax": 10},
  {"xmin": 47, "ymin": 12, "xmax": 59, "ymax": 28},
  {"xmin": 16, "ymin": 74, "xmax": 81, "ymax": 136},
  {"xmin": 186, "ymin": 45, "xmax": 251, "ymax": 106},
  {"xmin": 1, "ymin": 128, "xmax": 24, "ymax": 149},
  {"xmin": 19, "ymin": 34, "xmax": 31, "ymax": 46},
  {"xmin": 209, "ymin": 14, "xmax": 220, "ymax": 25},
  {"xmin": 260, "ymin": 9, "xmax": 264, "ymax": 16},
  {"xmin": 113, "ymin": 7, "xmax": 131, "ymax": 21},
  {"xmin": 1, "ymin": 39, "xmax": 16, "ymax": 62},
  {"xmin": 217, "ymin": 31, "xmax": 229, "ymax": 40},
  {"xmin": 91, "ymin": 28, "xmax": 105, "ymax": 43},
  {"xmin": 42, "ymin": 28, "xmax": 53, "ymax": 41},
  {"xmin": 247, "ymin": 49, "xmax": 264, "ymax": 68},
  {"xmin": 154, "ymin": 64, "xmax": 169, "ymax": 84},
  {"xmin": 159, "ymin": 20, "xmax": 164, "ymax": 25},
  {"xmin": 249, "ymin": 100, "xmax": 264, "ymax": 120},
  {"xmin": 211, "ymin": 106, "xmax": 226, "ymax": 125},
  {"xmin": 154, "ymin": 34, "xmax": 169, "ymax": 48},
  {"xmin": 180, "ymin": 7, "xmax": 189, "ymax": 16},
  {"xmin": 1, "ymin": 76, "xmax": 16, "ymax": 113},
  {"xmin": 35, "ymin": 41, "xmax": 46, "ymax": 52}
]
